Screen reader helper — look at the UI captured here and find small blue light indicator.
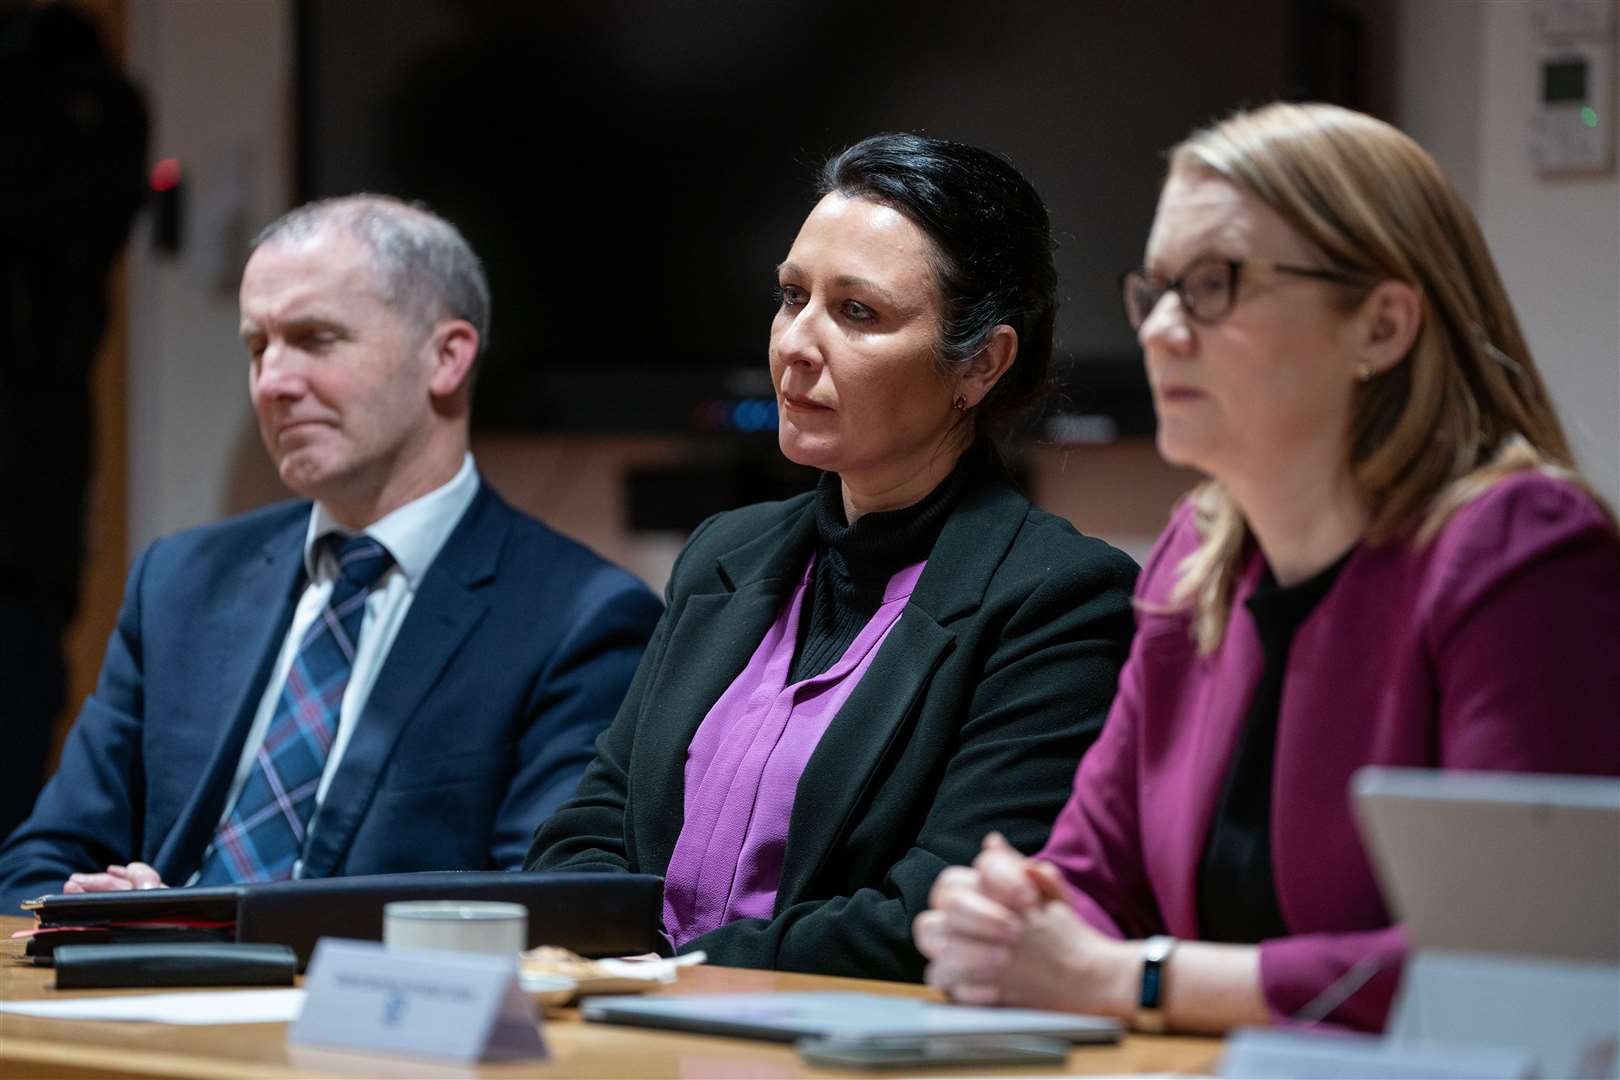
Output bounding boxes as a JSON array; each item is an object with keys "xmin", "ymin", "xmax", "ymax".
[{"xmin": 726, "ymin": 398, "xmax": 778, "ymax": 432}]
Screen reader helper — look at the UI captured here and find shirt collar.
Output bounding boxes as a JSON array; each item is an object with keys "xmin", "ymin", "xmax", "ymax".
[{"xmin": 302, "ymin": 453, "xmax": 480, "ymax": 587}]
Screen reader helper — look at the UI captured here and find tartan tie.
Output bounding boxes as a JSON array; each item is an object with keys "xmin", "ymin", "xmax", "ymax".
[{"xmin": 194, "ymin": 534, "xmax": 394, "ymax": 884}]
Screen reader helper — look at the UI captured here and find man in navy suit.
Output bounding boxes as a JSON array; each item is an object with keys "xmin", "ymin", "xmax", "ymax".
[{"xmin": 0, "ymin": 195, "xmax": 661, "ymax": 910}]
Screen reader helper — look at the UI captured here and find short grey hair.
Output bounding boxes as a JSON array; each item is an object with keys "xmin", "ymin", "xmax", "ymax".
[{"xmin": 252, "ymin": 194, "xmax": 491, "ymax": 357}]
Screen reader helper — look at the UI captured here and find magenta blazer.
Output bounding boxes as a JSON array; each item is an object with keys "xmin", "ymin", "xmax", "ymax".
[{"xmin": 1038, "ymin": 471, "xmax": 1620, "ymax": 1031}]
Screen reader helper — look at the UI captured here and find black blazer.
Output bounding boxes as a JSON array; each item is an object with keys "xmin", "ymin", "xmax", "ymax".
[{"xmin": 526, "ymin": 468, "xmax": 1137, "ymax": 981}]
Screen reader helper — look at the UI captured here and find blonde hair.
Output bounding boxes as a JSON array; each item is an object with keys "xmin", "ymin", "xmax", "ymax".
[{"xmin": 1162, "ymin": 102, "xmax": 1601, "ymax": 653}]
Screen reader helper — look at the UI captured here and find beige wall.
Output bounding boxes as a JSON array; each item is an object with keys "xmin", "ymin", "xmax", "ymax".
[
  {"xmin": 126, "ymin": 0, "xmax": 295, "ymax": 553},
  {"xmin": 224, "ymin": 430, "xmax": 1193, "ymax": 594},
  {"xmin": 1477, "ymin": 1, "xmax": 1620, "ymax": 508},
  {"xmin": 1396, "ymin": 0, "xmax": 1620, "ymax": 508}
]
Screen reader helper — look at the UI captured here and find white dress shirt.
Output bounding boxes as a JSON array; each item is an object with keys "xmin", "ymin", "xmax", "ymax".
[{"xmin": 191, "ymin": 453, "xmax": 480, "ymax": 881}]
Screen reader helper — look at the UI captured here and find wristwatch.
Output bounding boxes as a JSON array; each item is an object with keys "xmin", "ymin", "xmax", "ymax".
[{"xmin": 1133, "ymin": 934, "xmax": 1177, "ymax": 1033}]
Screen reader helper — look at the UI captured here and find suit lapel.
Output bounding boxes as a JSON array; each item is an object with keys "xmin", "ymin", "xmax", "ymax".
[
  {"xmin": 777, "ymin": 474, "xmax": 1030, "ymax": 905},
  {"xmin": 634, "ymin": 502, "xmax": 816, "ymax": 865},
  {"xmin": 1158, "ymin": 550, "xmax": 1267, "ymax": 937},
  {"xmin": 777, "ymin": 607, "xmax": 953, "ymax": 902},
  {"xmin": 298, "ymin": 487, "xmax": 501, "ymax": 877},
  {"xmin": 906, "ymin": 475, "xmax": 1027, "ymax": 625},
  {"xmin": 157, "ymin": 510, "xmax": 309, "ymax": 878}
]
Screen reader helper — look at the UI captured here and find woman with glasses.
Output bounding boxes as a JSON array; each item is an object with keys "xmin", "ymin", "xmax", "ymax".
[
  {"xmin": 914, "ymin": 102, "xmax": 1620, "ymax": 1032},
  {"xmin": 527, "ymin": 132, "xmax": 1138, "ymax": 981}
]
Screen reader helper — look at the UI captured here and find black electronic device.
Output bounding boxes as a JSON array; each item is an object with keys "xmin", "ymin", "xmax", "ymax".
[{"xmin": 53, "ymin": 942, "xmax": 297, "ymax": 989}]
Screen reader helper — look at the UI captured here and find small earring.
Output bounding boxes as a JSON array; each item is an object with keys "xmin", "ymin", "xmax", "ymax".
[
  {"xmin": 953, "ymin": 394, "xmax": 968, "ymax": 411},
  {"xmin": 1356, "ymin": 363, "xmax": 1374, "ymax": 383}
]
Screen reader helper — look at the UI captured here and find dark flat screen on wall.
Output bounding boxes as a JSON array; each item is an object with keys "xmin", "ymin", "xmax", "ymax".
[{"xmin": 298, "ymin": 0, "xmax": 1342, "ymax": 438}]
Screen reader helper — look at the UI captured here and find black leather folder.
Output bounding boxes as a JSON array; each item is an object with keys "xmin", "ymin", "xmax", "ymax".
[{"xmin": 24, "ymin": 871, "xmax": 666, "ymax": 970}]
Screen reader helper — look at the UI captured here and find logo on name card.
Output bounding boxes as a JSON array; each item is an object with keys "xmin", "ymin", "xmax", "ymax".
[{"xmin": 382, "ymin": 991, "xmax": 407, "ymax": 1027}]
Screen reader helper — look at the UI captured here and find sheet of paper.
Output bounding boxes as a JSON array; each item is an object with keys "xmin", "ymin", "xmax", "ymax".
[
  {"xmin": 592, "ymin": 950, "xmax": 706, "ymax": 980},
  {"xmin": 518, "ymin": 948, "xmax": 705, "ymax": 993},
  {"xmin": 0, "ymin": 988, "xmax": 305, "ymax": 1025}
]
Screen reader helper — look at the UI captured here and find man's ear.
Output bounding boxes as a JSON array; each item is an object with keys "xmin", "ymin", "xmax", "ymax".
[
  {"xmin": 1350, "ymin": 280, "xmax": 1422, "ymax": 380},
  {"xmin": 956, "ymin": 324, "xmax": 1019, "ymax": 408},
  {"xmin": 426, "ymin": 319, "xmax": 479, "ymax": 398}
]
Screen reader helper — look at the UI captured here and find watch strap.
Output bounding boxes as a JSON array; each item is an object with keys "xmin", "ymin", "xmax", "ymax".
[{"xmin": 1133, "ymin": 934, "xmax": 1176, "ymax": 1033}]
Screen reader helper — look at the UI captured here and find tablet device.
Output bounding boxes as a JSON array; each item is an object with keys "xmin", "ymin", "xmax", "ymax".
[
  {"xmin": 797, "ymin": 1033, "xmax": 1072, "ymax": 1069},
  {"xmin": 1351, "ymin": 766, "xmax": 1620, "ymax": 963},
  {"xmin": 581, "ymin": 991, "xmax": 1122, "ymax": 1044}
]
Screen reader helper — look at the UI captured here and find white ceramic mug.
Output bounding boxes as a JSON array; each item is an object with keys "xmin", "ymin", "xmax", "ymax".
[{"xmin": 381, "ymin": 900, "xmax": 529, "ymax": 957}]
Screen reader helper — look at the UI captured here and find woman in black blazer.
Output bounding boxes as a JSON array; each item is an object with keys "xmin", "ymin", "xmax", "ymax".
[{"xmin": 527, "ymin": 133, "xmax": 1137, "ymax": 982}]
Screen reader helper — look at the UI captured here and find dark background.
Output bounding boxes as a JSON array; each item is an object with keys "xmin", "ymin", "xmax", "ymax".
[{"xmin": 298, "ymin": 0, "xmax": 1374, "ymax": 441}]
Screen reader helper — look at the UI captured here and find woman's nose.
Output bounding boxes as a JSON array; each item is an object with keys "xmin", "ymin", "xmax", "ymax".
[
  {"xmin": 1137, "ymin": 290, "xmax": 1192, "ymax": 356},
  {"xmin": 773, "ymin": 306, "xmax": 824, "ymax": 369}
]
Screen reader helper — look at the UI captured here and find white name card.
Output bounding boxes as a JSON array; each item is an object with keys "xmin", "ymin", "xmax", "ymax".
[
  {"xmin": 288, "ymin": 938, "xmax": 546, "ymax": 1063},
  {"xmin": 1220, "ymin": 1027, "xmax": 1534, "ymax": 1079},
  {"xmin": 1389, "ymin": 952, "xmax": 1620, "ymax": 1079}
]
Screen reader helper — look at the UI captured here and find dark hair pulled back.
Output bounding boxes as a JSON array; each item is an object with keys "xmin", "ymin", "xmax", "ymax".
[{"xmin": 818, "ymin": 132, "xmax": 1058, "ymax": 453}]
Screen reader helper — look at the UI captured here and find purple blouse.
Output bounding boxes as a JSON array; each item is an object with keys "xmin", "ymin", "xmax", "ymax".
[{"xmin": 661, "ymin": 555, "xmax": 926, "ymax": 949}]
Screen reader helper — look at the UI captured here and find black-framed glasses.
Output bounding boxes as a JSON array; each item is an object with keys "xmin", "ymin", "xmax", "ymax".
[{"xmin": 1119, "ymin": 255, "xmax": 1376, "ymax": 330}]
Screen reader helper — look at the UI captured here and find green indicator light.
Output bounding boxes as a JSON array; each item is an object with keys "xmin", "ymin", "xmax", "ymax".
[{"xmin": 1581, "ymin": 106, "xmax": 1599, "ymax": 129}]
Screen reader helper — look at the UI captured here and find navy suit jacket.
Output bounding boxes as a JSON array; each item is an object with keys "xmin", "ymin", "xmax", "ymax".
[{"xmin": 0, "ymin": 481, "xmax": 662, "ymax": 911}]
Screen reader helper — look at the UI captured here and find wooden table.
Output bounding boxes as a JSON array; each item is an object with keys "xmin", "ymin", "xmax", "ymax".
[{"xmin": 1, "ymin": 916, "xmax": 1222, "ymax": 1078}]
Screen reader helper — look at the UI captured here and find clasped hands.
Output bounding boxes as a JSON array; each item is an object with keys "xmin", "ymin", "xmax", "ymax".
[
  {"xmin": 913, "ymin": 832, "xmax": 1136, "ymax": 1018},
  {"xmin": 63, "ymin": 861, "xmax": 168, "ymax": 893}
]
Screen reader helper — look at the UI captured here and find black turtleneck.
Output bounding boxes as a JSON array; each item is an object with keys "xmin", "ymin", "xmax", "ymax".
[
  {"xmin": 787, "ymin": 448, "xmax": 981, "ymax": 683},
  {"xmin": 1196, "ymin": 544, "xmax": 1356, "ymax": 944}
]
